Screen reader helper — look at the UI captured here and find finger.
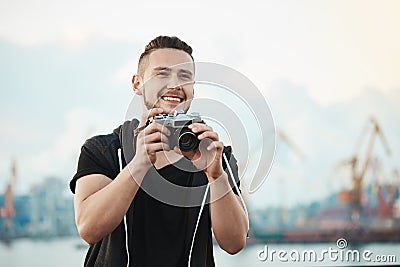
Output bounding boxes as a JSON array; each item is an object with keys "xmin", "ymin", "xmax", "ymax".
[
  {"xmin": 198, "ymin": 131, "xmax": 219, "ymax": 141},
  {"xmin": 146, "ymin": 108, "xmax": 164, "ymax": 120},
  {"xmin": 144, "ymin": 122, "xmax": 171, "ymax": 136},
  {"xmin": 144, "ymin": 132, "xmax": 169, "ymax": 144},
  {"xmin": 207, "ymin": 141, "xmax": 224, "ymax": 151},
  {"xmin": 145, "ymin": 142, "xmax": 170, "ymax": 153},
  {"xmin": 189, "ymin": 123, "xmax": 213, "ymax": 133},
  {"xmin": 173, "ymin": 146, "xmax": 182, "ymax": 155}
]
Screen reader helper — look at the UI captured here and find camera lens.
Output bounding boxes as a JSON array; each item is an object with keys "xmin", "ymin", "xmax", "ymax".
[{"xmin": 178, "ymin": 130, "xmax": 199, "ymax": 151}]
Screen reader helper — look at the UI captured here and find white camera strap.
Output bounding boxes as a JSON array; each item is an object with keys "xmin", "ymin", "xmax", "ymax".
[
  {"xmin": 187, "ymin": 182, "xmax": 210, "ymax": 266},
  {"xmin": 119, "ymin": 148, "xmax": 131, "ymax": 267},
  {"xmin": 222, "ymin": 153, "xmax": 249, "ymax": 227},
  {"xmin": 188, "ymin": 153, "xmax": 249, "ymax": 267}
]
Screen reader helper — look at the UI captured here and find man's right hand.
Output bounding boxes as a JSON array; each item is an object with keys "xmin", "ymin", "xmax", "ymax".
[{"xmin": 133, "ymin": 108, "xmax": 171, "ymax": 168}]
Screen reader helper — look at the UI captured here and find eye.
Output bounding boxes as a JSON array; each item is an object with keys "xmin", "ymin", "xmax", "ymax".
[
  {"xmin": 180, "ymin": 73, "xmax": 192, "ymax": 80},
  {"xmin": 157, "ymin": 70, "xmax": 169, "ymax": 76}
]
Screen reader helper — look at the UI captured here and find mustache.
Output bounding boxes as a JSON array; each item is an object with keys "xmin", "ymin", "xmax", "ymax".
[{"xmin": 157, "ymin": 89, "xmax": 186, "ymax": 99}]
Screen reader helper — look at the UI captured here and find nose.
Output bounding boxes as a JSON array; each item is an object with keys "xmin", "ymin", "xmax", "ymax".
[{"xmin": 167, "ymin": 73, "xmax": 183, "ymax": 90}]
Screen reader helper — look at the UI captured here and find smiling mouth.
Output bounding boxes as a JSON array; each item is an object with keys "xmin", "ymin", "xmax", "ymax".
[{"xmin": 161, "ymin": 96, "xmax": 184, "ymax": 104}]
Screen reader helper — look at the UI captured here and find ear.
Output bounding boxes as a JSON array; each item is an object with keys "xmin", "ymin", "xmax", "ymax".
[{"xmin": 132, "ymin": 74, "xmax": 143, "ymax": 95}]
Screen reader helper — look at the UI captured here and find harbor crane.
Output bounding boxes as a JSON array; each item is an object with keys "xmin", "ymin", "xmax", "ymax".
[{"xmin": 340, "ymin": 117, "xmax": 391, "ymax": 222}]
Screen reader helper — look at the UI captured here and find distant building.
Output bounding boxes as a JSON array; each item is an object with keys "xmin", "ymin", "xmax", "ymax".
[
  {"xmin": 1, "ymin": 176, "xmax": 77, "ymax": 239},
  {"xmin": 29, "ymin": 177, "xmax": 77, "ymax": 237}
]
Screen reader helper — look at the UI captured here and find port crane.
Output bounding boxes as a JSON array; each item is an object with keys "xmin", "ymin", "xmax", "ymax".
[{"xmin": 340, "ymin": 117, "xmax": 391, "ymax": 222}]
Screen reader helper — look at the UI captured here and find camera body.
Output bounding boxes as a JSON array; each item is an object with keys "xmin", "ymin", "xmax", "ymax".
[{"xmin": 153, "ymin": 110, "xmax": 203, "ymax": 151}]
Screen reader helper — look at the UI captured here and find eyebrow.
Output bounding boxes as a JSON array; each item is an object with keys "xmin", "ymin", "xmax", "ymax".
[{"xmin": 152, "ymin": 66, "xmax": 193, "ymax": 76}]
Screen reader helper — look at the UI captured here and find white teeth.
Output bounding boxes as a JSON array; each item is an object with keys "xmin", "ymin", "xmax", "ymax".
[{"xmin": 162, "ymin": 96, "xmax": 181, "ymax": 102}]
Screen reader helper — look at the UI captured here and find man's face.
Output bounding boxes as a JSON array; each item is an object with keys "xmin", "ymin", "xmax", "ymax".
[{"xmin": 139, "ymin": 48, "xmax": 195, "ymax": 114}]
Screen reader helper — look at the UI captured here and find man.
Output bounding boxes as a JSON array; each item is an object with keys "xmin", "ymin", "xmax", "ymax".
[{"xmin": 70, "ymin": 36, "xmax": 248, "ymax": 267}]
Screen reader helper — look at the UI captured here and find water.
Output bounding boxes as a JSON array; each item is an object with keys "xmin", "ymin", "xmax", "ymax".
[
  {"xmin": 1, "ymin": 237, "xmax": 399, "ymax": 266},
  {"xmin": 0, "ymin": 237, "xmax": 86, "ymax": 267}
]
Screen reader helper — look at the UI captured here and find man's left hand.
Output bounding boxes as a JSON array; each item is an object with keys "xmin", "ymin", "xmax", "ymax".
[{"xmin": 174, "ymin": 123, "xmax": 224, "ymax": 181}]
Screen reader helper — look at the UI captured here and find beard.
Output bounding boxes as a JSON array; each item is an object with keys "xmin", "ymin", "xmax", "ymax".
[{"xmin": 142, "ymin": 87, "xmax": 192, "ymax": 114}]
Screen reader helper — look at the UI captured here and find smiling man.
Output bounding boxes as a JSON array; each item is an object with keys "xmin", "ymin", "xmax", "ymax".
[
  {"xmin": 134, "ymin": 45, "xmax": 195, "ymax": 125},
  {"xmin": 70, "ymin": 36, "xmax": 248, "ymax": 267}
]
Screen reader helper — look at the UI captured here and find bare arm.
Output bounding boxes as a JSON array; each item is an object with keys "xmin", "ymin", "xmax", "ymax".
[
  {"xmin": 74, "ymin": 160, "xmax": 147, "ymax": 244},
  {"xmin": 209, "ymin": 173, "xmax": 248, "ymax": 254}
]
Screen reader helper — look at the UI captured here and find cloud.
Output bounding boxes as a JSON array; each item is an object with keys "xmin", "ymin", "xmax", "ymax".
[
  {"xmin": 1, "ymin": 1, "xmax": 399, "ymax": 106},
  {"xmin": 2, "ymin": 107, "xmax": 117, "ymax": 193},
  {"xmin": 0, "ymin": 38, "xmax": 140, "ymax": 193},
  {"xmin": 250, "ymin": 80, "xmax": 400, "ymax": 209},
  {"xmin": 0, "ymin": 115, "xmax": 42, "ymax": 189},
  {"xmin": 111, "ymin": 60, "xmax": 137, "ymax": 86}
]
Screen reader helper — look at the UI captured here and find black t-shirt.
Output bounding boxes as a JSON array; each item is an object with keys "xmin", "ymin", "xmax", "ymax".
[{"xmin": 70, "ymin": 125, "xmax": 240, "ymax": 267}]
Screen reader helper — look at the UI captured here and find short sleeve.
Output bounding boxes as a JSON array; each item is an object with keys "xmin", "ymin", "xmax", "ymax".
[{"xmin": 69, "ymin": 138, "xmax": 118, "ymax": 194}]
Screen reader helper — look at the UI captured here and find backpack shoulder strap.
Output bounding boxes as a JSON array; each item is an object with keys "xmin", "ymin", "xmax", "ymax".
[{"xmin": 118, "ymin": 119, "xmax": 140, "ymax": 168}]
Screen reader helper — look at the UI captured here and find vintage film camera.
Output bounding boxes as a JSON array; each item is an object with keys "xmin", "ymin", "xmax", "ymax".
[{"xmin": 153, "ymin": 110, "xmax": 203, "ymax": 151}]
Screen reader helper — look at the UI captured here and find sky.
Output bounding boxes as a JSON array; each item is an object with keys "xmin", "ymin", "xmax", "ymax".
[{"xmin": 0, "ymin": 0, "xmax": 399, "ymax": 209}]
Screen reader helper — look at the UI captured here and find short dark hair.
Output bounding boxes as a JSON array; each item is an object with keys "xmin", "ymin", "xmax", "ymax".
[{"xmin": 137, "ymin": 36, "xmax": 194, "ymax": 77}]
